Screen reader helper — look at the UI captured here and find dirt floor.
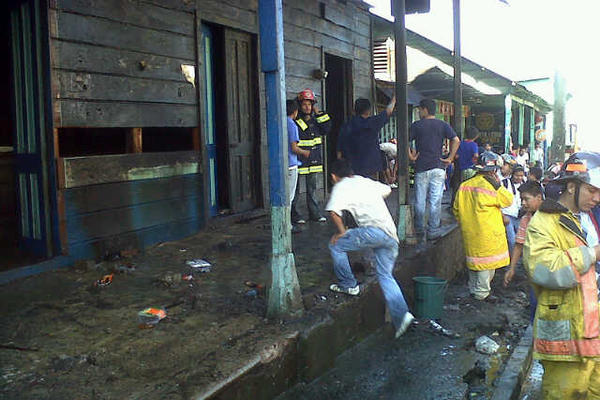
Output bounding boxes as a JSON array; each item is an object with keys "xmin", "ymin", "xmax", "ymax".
[{"xmin": 0, "ymin": 212, "xmax": 374, "ymax": 400}]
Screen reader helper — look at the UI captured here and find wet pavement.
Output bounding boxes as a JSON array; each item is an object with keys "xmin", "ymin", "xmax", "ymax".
[
  {"xmin": 519, "ymin": 360, "xmax": 542, "ymax": 400},
  {"xmin": 276, "ymin": 271, "xmax": 532, "ymax": 400}
]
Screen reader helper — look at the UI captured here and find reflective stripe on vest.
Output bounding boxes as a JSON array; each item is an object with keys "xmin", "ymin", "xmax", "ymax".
[
  {"xmin": 298, "ymin": 165, "xmax": 323, "ymax": 175},
  {"xmin": 316, "ymin": 113, "xmax": 330, "ymax": 123},
  {"xmin": 297, "ymin": 137, "xmax": 322, "ymax": 147},
  {"xmin": 296, "ymin": 119, "xmax": 308, "ymax": 131}
]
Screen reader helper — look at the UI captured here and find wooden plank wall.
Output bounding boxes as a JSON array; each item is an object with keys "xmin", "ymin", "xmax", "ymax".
[
  {"xmin": 64, "ymin": 174, "xmax": 204, "ymax": 259},
  {"xmin": 194, "ymin": 0, "xmax": 372, "ymax": 199},
  {"xmin": 49, "ymin": 0, "xmax": 198, "ymax": 127},
  {"xmin": 47, "ymin": 0, "xmax": 372, "ymax": 257}
]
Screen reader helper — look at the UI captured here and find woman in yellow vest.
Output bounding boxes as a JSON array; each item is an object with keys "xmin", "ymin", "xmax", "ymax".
[{"xmin": 524, "ymin": 152, "xmax": 600, "ymax": 399}]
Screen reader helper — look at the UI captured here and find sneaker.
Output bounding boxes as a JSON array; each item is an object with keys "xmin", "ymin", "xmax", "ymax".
[
  {"xmin": 329, "ymin": 283, "xmax": 360, "ymax": 296},
  {"xmin": 389, "ymin": 183, "xmax": 398, "ymax": 189},
  {"xmin": 294, "ymin": 218, "xmax": 306, "ymax": 224},
  {"xmin": 395, "ymin": 312, "xmax": 415, "ymax": 338},
  {"xmin": 317, "ymin": 216, "xmax": 327, "ymax": 222}
]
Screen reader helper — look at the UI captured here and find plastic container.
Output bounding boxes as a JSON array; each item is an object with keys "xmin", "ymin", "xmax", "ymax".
[{"xmin": 413, "ymin": 276, "xmax": 447, "ymax": 319}]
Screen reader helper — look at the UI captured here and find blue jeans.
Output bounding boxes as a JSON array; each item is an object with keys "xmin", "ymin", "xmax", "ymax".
[
  {"xmin": 414, "ymin": 168, "xmax": 446, "ymax": 238},
  {"xmin": 328, "ymin": 226, "xmax": 409, "ymax": 329},
  {"xmin": 505, "ymin": 215, "xmax": 519, "ymax": 254}
]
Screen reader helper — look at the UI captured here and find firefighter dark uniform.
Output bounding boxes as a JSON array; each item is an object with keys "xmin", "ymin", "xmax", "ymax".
[{"xmin": 292, "ymin": 91, "xmax": 332, "ymax": 222}]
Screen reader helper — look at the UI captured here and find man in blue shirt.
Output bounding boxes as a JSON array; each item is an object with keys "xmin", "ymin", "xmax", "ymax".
[
  {"xmin": 338, "ymin": 96, "xmax": 396, "ymax": 178},
  {"xmin": 409, "ymin": 99, "xmax": 460, "ymax": 241},
  {"xmin": 456, "ymin": 126, "xmax": 480, "ymax": 181},
  {"xmin": 287, "ymin": 100, "xmax": 310, "ymax": 232}
]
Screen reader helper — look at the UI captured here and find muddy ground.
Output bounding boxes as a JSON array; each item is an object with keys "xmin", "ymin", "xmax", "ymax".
[
  {"xmin": 0, "ymin": 192, "xmax": 531, "ymax": 400},
  {"xmin": 1, "ymin": 215, "xmax": 349, "ymax": 400},
  {"xmin": 276, "ymin": 268, "xmax": 533, "ymax": 400}
]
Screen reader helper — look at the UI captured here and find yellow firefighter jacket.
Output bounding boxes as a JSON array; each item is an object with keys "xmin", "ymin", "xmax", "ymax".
[
  {"xmin": 453, "ymin": 173, "xmax": 513, "ymax": 271},
  {"xmin": 524, "ymin": 199, "xmax": 600, "ymax": 361}
]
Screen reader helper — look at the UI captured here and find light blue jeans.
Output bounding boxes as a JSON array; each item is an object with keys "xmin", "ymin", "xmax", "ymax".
[
  {"xmin": 328, "ymin": 226, "xmax": 409, "ymax": 329},
  {"xmin": 414, "ymin": 168, "xmax": 446, "ymax": 238},
  {"xmin": 505, "ymin": 215, "xmax": 519, "ymax": 254}
]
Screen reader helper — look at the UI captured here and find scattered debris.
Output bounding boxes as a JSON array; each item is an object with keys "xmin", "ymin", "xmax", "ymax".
[
  {"xmin": 156, "ymin": 271, "xmax": 182, "ymax": 287},
  {"xmin": 179, "ymin": 248, "xmax": 188, "ymax": 252},
  {"xmin": 475, "ymin": 335, "xmax": 499, "ymax": 355},
  {"xmin": 182, "ymin": 274, "xmax": 193, "ymax": 281},
  {"xmin": 245, "ymin": 289, "xmax": 258, "ymax": 298},
  {"xmin": 94, "ymin": 274, "xmax": 113, "ymax": 287},
  {"xmin": 138, "ymin": 308, "xmax": 167, "ymax": 328},
  {"xmin": 429, "ymin": 320, "xmax": 460, "ymax": 338},
  {"xmin": 440, "ymin": 344, "xmax": 456, "ymax": 356},
  {"xmin": 0, "ymin": 344, "xmax": 39, "ymax": 352},
  {"xmin": 114, "ymin": 264, "xmax": 136, "ymax": 274},
  {"xmin": 187, "ymin": 259, "xmax": 212, "ymax": 273}
]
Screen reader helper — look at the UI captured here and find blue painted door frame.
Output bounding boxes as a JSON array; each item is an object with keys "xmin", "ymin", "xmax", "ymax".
[
  {"xmin": 201, "ymin": 25, "xmax": 219, "ymax": 217},
  {"xmin": 10, "ymin": 0, "xmax": 59, "ymax": 258}
]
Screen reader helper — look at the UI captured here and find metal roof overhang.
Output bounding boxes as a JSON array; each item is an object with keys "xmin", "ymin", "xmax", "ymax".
[{"xmin": 371, "ymin": 14, "xmax": 552, "ymax": 113}]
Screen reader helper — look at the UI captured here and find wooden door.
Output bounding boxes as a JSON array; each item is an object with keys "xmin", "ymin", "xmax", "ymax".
[
  {"xmin": 224, "ymin": 29, "xmax": 257, "ymax": 213},
  {"xmin": 10, "ymin": 0, "xmax": 55, "ymax": 257}
]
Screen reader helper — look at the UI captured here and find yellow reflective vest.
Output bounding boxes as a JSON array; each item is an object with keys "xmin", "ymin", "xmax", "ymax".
[
  {"xmin": 453, "ymin": 173, "xmax": 513, "ymax": 270},
  {"xmin": 295, "ymin": 112, "xmax": 331, "ymax": 175},
  {"xmin": 524, "ymin": 200, "xmax": 599, "ymax": 361}
]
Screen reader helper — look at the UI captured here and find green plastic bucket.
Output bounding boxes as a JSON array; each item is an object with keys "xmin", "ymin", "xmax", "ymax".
[{"xmin": 413, "ymin": 276, "xmax": 447, "ymax": 319}]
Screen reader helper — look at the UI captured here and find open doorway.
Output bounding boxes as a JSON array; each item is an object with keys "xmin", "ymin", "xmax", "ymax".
[
  {"xmin": 0, "ymin": 7, "xmax": 20, "ymax": 270},
  {"xmin": 202, "ymin": 24, "xmax": 261, "ymax": 216},
  {"xmin": 324, "ymin": 53, "xmax": 353, "ymax": 176}
]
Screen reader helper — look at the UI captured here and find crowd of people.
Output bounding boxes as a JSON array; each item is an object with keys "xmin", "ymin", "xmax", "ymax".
[{"xmin": 286, "ymin": 90, "xmax": 600, "ymax": 397}]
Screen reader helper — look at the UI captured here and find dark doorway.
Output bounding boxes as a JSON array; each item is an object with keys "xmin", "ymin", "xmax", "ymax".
[
  {"xmin": 205, "ymin": 24, "xmax": 261, "ymax": 215},
  {"xmin": 324, "ymin": 54, "xmax": 353, "ymax": 177}
]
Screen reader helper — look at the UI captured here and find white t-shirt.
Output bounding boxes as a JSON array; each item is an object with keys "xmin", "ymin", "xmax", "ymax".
[
  {"xmin": 501, "ymin": 178, "xmax": 523, "ymax": 218},
  {"xmin": 325, "ymin": 175, "xmax": 398, "ymax": 242}
]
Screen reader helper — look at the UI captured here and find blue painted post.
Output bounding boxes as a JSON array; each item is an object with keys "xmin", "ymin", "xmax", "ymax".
[
  {"xmin": 258, "ymin": 0, "xmax": 303, "ymax": 318},
  {"xmin": 504, "ymin": 95, "xmax": 512, "ymax": 154}
]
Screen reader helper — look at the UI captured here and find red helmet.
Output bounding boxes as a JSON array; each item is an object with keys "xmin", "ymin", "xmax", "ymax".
[{"xmin": 297, "ymin": 89, "xmax": 316, "ymax": 103}]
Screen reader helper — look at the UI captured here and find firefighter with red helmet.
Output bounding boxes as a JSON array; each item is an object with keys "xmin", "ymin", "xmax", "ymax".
[
  {"xmin": 292, "ymin": 88, "xmax": 332, "ymax": 223},
  {"xmin": 523, "ymin": 152, "xmax": 600, "ymax": 398}
]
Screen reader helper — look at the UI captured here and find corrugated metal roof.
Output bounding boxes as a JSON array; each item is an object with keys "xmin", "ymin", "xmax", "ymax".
[{"xmin": 371, "ymin": 14, "xmax": 552, "ymax": 113}]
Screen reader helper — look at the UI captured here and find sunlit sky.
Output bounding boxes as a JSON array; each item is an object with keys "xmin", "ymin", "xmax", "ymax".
[{"xmin": 366, "ymin": 0, "xmax": 600, "ymax": 151}]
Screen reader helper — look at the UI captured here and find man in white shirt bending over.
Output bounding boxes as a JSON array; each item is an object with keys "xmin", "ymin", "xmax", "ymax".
[{"xmin": 326, "ymin": 159, "xmax": 414, "ymax": 338}]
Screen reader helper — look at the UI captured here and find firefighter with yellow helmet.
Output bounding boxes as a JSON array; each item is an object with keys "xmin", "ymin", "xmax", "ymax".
[
  {"xmin": 292, "ymin": 89, "xmax": 332, "ymax": 224},
  {"xmin": 523, "ymin": 152, "xmax": 600, "ymax": 399}
]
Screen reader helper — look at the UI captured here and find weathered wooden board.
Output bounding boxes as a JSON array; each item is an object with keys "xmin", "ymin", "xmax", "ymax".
[
  {"xmin": 286, "ymin": 76, "xmax": 321, "ymax": 98},
  {"xmin": 54, "ymin": 71, "xmax": 197, "ymax": 104},
  {"xmin": 51, "ymin": 41, "xmax": 192, "ymax": 82},
  {"xmin": 283, "ymin": 41, "xmax": 321, "ymax": 65},
  {"xmin": 54, "ymin": 0, "xmax": 194, "ymax": 36},
  {"xmin": 56, "ymin": 100, "xmax": 198, "ymax": 128},
  {"xmin": 65, "ymin": 195, "xmax": 202, "ymax": 243},
  {"xmin": 141, "ymin": 0, "xmax": 196, "ymax": 12},
  {"xmin": 64, "ymin": 174, "xmax": 202, "ymax": 215},
  {"xmin": 67, "ymin": 216, "xmax": 203, "ymax": 260},
  {"xmin": 61, "ymin": 151, "xmax": 202, "ymax": 188},
  {"xmin": 199, "ymin": 0, "xmax": 258, "ymax": 33},
  {"xmin": 50, "ymin": 10, "xmax": 195, "ymax": 60}
]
